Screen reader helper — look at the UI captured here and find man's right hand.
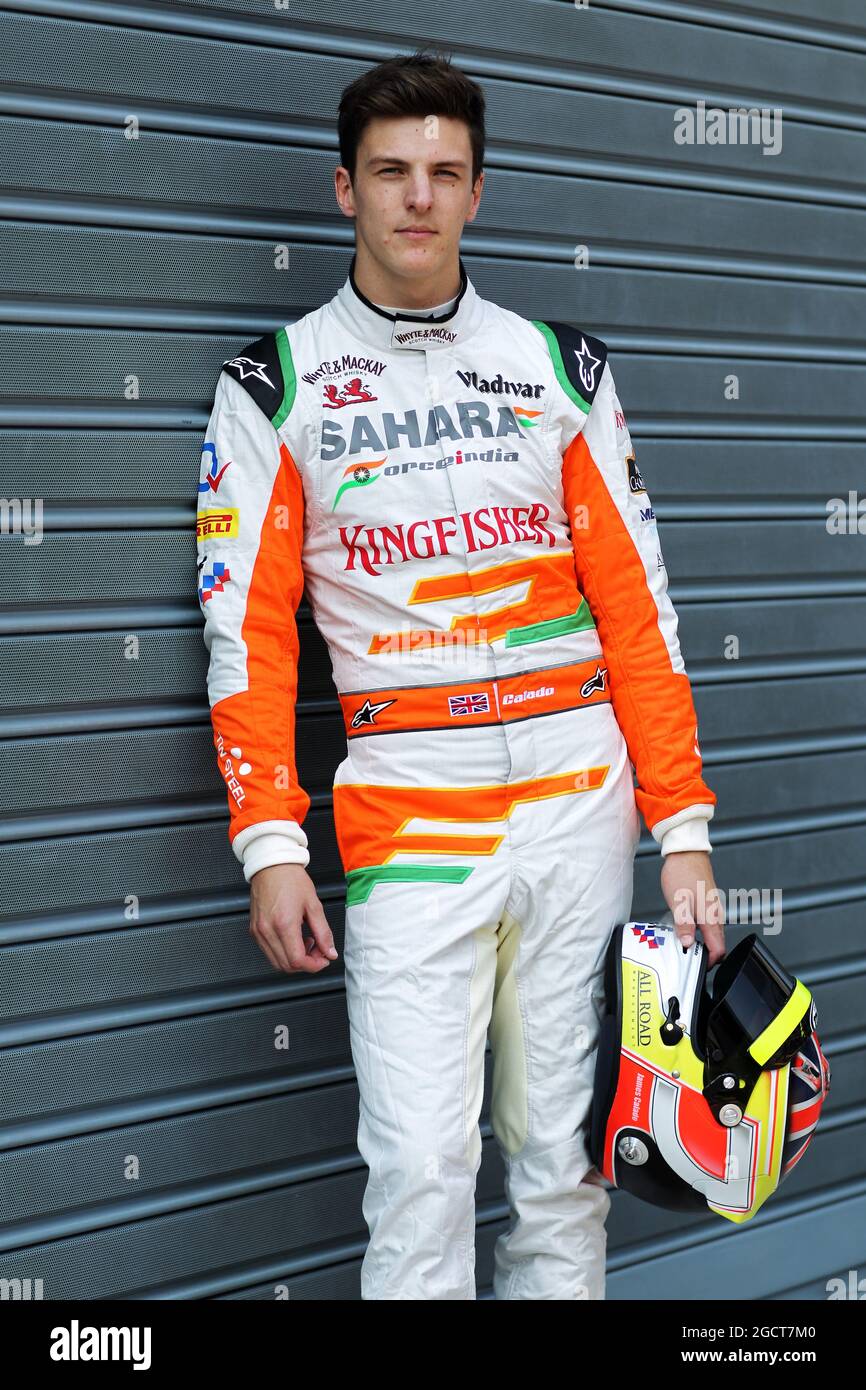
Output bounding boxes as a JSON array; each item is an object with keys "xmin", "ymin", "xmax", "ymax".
[{"xmin": 249, "ymin": 863, "xmax": 338, "ymax": 973}]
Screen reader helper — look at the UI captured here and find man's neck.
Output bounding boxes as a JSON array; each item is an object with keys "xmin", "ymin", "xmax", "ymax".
[{"xmin": 352, "ymin": 246, "xmax": 462, "ymax": 313}]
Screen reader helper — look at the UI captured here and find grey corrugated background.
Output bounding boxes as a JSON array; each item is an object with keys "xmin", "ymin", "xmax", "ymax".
[{"xmin": 0, "ymin": 0, "xmax": 864, "ymax": 1300}]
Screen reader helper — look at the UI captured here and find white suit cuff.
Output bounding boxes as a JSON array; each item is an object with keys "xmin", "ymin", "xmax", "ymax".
[
  {"xmin": 659, "ymin": 818, "xmax": 713, "ymax": 857},
  {"xmin": 231, "ymin": 821, "xmax": 310, "ymax": 881}
]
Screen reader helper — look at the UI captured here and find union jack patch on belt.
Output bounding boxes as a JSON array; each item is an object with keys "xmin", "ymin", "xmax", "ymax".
[{"xmin": 448, "ymin": 693, "xmax": 490, "ymax": 717}]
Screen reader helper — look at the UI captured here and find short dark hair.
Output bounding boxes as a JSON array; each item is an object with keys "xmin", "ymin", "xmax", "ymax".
[{"xmin": 338, "ymin": 50, "xmax": 486, "ymax": 185}]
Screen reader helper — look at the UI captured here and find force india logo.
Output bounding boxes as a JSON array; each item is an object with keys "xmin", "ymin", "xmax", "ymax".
[
  {"xmin": 331, "ymin": 446, "xmax": 520, "ymax": 510},
  {"xmin": 340, "ymin": 503, "xmax": 558, "ymax": 576}
]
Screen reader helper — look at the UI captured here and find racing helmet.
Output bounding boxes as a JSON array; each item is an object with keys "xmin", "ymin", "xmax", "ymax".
[{"xmin": 589, "ymin": 923, "xmax": 831, "ymax": 1223}]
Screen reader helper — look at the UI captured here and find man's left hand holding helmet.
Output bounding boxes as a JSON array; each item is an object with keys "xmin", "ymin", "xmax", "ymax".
[{"xmin": 661, "ymin": 849, "xmax": 727, "ymax": 967}]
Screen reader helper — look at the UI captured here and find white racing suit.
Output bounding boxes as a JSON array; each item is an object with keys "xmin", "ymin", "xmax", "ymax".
[{"xmin": 197, "ymin": 257, "xmax": 716, "ymax": 1298}]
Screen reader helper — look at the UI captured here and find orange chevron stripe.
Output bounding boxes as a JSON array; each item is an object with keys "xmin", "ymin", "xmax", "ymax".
[
  {"xmin": 389, "ymin": 832, "xmax": 505, "ymax": 857},
  {"xmin": 332, "ymin": 767, "xmax": 609, "ymax": 874},
  {"xmin": 369, "ymin": 552, "xmax": 582, "ymax": 652}
]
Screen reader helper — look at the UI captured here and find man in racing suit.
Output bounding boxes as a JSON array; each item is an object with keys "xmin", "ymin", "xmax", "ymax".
[
  {"xmin": 198, "ymin": 59, "xmax": 722, "ymax": 1295},
  {"xmin": 197, "ymin": 90, "xmax": 720, "ymax": 1300}
]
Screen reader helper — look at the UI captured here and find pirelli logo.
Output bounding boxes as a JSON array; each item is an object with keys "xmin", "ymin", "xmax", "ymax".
[{"xmin": 196, "ymin": 508, "xmax": 239, "ymax": 540}]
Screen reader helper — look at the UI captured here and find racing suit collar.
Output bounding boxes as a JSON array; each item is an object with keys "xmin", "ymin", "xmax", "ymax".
[{"xmin": 332, "ymin": 252, "xmax": 481, "ymax": 352}]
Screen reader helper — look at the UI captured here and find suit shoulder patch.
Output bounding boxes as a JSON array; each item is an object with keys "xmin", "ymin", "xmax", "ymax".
[
  {"xmin": 532, "ymin": 319, "xmax": 608, "ymax": 413},
  {"xmin": 221, "ymin": 329, "xmax": 295, "ymax": 428}
]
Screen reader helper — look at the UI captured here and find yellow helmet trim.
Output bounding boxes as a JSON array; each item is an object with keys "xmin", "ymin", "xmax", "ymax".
[{"xmin": 748, "ymin": 978, "xmax": 811, "ymax": 1066}]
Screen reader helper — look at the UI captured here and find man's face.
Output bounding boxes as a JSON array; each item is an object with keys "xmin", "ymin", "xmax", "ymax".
[{"xmin": 336, "ymin": 115, "xmax": 483, "ymax": 281}]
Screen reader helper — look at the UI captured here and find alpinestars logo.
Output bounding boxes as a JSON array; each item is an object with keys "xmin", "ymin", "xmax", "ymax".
[
  {"xmin": 350, "ymin": 697, "xmax": 396, "ymax": 728},
  {"xmin": 224, "ymin": 356, "xmax": 276, "ymax": 389},
  {"xmin": 579, "ymin": 665, "xmax": 608, "ymax": 699},
  {"xmin": 573, "ymin": 338, "xmax": 603, "ymax": 395}
]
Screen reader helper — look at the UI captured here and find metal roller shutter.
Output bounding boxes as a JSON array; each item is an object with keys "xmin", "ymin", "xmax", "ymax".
[{"xmin": 1, "ymin": 0, "xmax": 863, "ymax": 1299}]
